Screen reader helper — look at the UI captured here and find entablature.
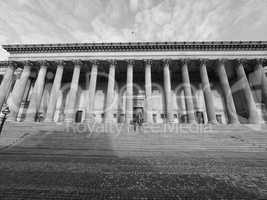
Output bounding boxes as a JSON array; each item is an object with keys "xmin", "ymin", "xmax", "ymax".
[
  {"xmin": 3, "ymin": 41, "xmax": 267, "ymax": 54},
  {"xmin": 6, "ymin": 50, "xmax": 267, "ymax": 62}
]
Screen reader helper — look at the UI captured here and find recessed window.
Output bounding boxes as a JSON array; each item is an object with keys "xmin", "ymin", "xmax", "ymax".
[
  {"xmin": 75, "ymin": 111, "xmax": 83, "ymax": 123},
  {"xmin": 195, "ymin": 111, "xmax": 204, "ymax": 124},
  {"xmin": 180, "ymin": 114, "xmax": 188, "ymax": 123},
  {"xmin": 153, "ymin": 114, "xmax": 157, "ymax": 123}
]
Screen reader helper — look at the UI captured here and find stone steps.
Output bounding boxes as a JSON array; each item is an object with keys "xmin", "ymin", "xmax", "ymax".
[
  {"xmin": 1, "ymin": 122, "xmax": 267, "ymax": 153},
  {"xmin": 2, "ymin": 123, "xmax": 263, "ymax": 136}
]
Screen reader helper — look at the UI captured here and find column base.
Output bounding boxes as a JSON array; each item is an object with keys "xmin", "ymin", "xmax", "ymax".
[
  {"xmin": 44, "ymin": 118, "xmax": 54, "ymax": 122},
  {"xmin": 145, "ymin": 120, "xmax": 153, "ymax": 124},
  {"xmin": 24, "ymin": 115, "xmax": 36, "ymax": 122},
  {"xmin": 207, "ymin": 120, "xmax": 218, "ymax": 125},
  {"xmin": 166, "ymin": 120, "xmax": 176, "ymax": 124},
  {"xmin": 6, "ymin": 115, "xmax": 17, "ymax": 122},
  {"xmin": 64, "ymin": 119, "xmax": 74, "ymax": 123},
  {"xmin": 188, "ymin": 119, "xmax": 197, "ymax": 124},
  {"xmin": 248, "ymin": 118, "xmax": 261, "ymax": 124},
  {"xmin": 229, "ymin": 119, "xmax": 240, "ymax": 125}
]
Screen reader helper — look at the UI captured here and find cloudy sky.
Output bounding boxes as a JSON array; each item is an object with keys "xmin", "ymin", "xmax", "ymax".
[{"xmin": 0, "ymin": 0, "xmax": 267, "ymax": 60}]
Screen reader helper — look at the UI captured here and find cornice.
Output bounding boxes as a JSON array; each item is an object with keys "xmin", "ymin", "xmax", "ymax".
[{"xmin": 2, "ymin": 41, "xmax": 267, "ymax": 54}]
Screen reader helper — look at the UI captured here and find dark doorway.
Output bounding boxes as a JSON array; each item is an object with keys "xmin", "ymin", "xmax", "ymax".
[
  {"xmin": 133, "ymin": 107, "xmax": 144, "ymax": 123},
  {"xmin": 216, "ymin": 114, "xmax": 222, "ymax": 124},
  {"xmin": 181, "ymin": 114, "xmax": 188, "ymax": 123},
  {"xmin": 195, "ymin": 111, "xmax": 204, "ymax": 124},
  {"xmin": 75, "ymin": 111, "xmax": 83, "ymax": 123},
  {"xmin": 153, "ymin": 114, "xmax": 157, "ymax": 123}
]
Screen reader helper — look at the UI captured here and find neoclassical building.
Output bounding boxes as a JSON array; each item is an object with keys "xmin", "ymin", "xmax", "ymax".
[{"xmin": 0, "ymin": 41, "xmax": 267, "ymax": 124}]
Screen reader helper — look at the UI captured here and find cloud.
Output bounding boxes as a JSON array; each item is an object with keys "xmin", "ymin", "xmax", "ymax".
[
  {"xmin": 129, "ymin": 0, "xmax": 138, "ymax": 12},
  {"xmin": 0, "ymin": 0, "xmax": 267, "ymax": 60}
]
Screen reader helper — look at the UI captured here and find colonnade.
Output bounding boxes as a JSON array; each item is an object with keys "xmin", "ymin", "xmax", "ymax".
[{"xmin": 0, "ymin": 59, "xmax": 266, "ymax": 124}]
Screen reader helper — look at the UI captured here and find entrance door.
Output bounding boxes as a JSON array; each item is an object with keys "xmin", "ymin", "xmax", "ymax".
[
  {"xmin": 195, "ymin": 111, "xmax": 204, "ymax": 124},
  {"xmin": 75, "ymin": 111, "xmax": 83, "ymax": 123},
  {"xmin": 133, "ymin": 107, "xmax": 144, "ymax": 123}
]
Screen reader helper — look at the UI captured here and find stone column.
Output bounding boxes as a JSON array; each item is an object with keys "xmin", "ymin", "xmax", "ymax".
[
  {"xmin": 125, "ymin": 60, "xmax": 133, "ymax": 123},
  {"xmin": 25, "ymin": 61, "xmax": 48, "ymax": 121},
  {"xmin": 163, "ymin": 59, "xmax": 173, "ymax": 122},
  {"xmin": 254, "ymin": 59, "xmax": 267, "ymax": 107},
  {"xmin": 84, "ymin": 60, "xmax": 98, "ymax": 122},
  {"xmin": 0, "ymin": 62, "xmax": 15, "ymax": 110},
  {"xmin": 105, "ymin": 60, "xmax": 116, "ymax": 123},
  {"xmin": 65, "ymin": 60, "xmax": 81, "ymax": 123},
  {"xmin": 45, "ymin": 61, "xmax": 64, "ymax": 122},
  {"xmin": 8, "ymin": 62, "xmax": 31, "ymax": 121},
  {"xmin": 145, "ymin": 60, "xmax": 153, "ymax": 123},
  {"xmin": 217, "ymin": 60, "xmax": 239, "ymax": 124},
  {"xmin": 200, "ymin": 60, "xmax": 217, "ymax": 124},
  {"xmin": 181, "ymin": 60, "xmax": 195, "ymax": 123},
  {"xmin": 236, "ymin": 60, "xmax": 260, "ymax": 123}
]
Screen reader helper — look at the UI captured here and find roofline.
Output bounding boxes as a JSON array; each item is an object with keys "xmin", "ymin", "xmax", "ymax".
[{"xmin": 2, "ymin": 41, "xmax": 267, "ymax": 54}]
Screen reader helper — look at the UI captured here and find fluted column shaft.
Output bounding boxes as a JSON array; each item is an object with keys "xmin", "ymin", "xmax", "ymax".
[
  {"xmin": 65, "ymin": 61, "xmax": 81, "ymax": 122},
  {"xmin": 105, "ymin": 62, "xmax": 116, "ymax": 123},
  {"xmin": 25, "ymin": 63, "xmax": 47, "ymax": 121},
  {"xmin": 254, "ymin": 61, "xmax": 267, "ymax": 107},
  {"xmin": 163, "ymin": 60, "xmax": 173, "ymax": 122},
  {"xmin": 181, "ymin": 61, "xmax": 195, "ymax": 123},
  {"xmin": 145, "ymin": 60, "xmax": 153, "ymax": 123},
  {"xmin": 217, "ymin": 61, "xmax": 239, "ymax": 124},
  {"xmin": 85, "ymin": 62, "xmax": 98, "ymax": 122},
  {"xmin": 236, "ymin": 62, "xmax": 260, "ymax": 123},
  {"xmin": 125, "ymin": 61, "xmax": 133, "ymax": 123},
  {"xmin": 45, "ymin": 62, "xmax": 64, "ymax": 122},
  {"xmin": 200, "ymin": 61, "xmax": 217, "ymax": 124},
  {"xmin": 8, "ymin": 64, "xmax": 31, "ymax": 121},
  {"xmin": 0, "ymin": 63, "xmax": 15, "ymax": 110}
]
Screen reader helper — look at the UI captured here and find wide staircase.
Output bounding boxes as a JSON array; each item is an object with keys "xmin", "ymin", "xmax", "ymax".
[
  {"xmin": 1, "ymin": 121, "xmax": 267, "ymax": 155},
  {"xmin": 0, "ymin": 122, "xmax": 267, "ymax": 199}
]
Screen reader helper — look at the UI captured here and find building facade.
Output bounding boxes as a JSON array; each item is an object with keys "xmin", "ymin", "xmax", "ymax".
[{"xmin": 0, "ymin": 41, "xmax": 267, "ymax": 124}]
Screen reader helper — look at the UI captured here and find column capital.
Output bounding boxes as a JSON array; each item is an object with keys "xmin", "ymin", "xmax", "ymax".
[
  {"xmin": 73, "ymin": 60, "xmax": 83, "ymax": 66},
  {"xmin": 37, "ymin": 60, "xmax": 50, "ymax": 69},
  {"xmin": 38, "ymin": 60, "xmax": 50, "ymax": 67},
  {"xmin": 22, "ymin": 60, "xmax": 33, "ymax": 67},
  {"xmin": 144, "ymin": 59, "xmax": 152, "ymax": 65},
  {"xmin": 55, "ymin": 60, "xmax": 66, "ymax": 66},
  {"xmin": 14, "ymin": 67, "xmax": 23, "ymax": 79},
  {"xmin": 90, "ymin": 60, "xmax": 99, "ymax": 66},
  {"xmin": 127, "ymin": 59, "xmax": 134, "ymax": 65},
  {"xmin": 181, "ymin": 59, "xmax": 189, "ymax": 65},
  {"xmin": 162, "ymin": 59, "xmax": 171, "ymax": 65},
  {"xmin": 256, "ymin": 58, "xmax": 264, "ymax": 65},
  {"xmin": 108, "ymin": 59, "xmax": 117, "ymax": 66},
  {"xmin": 200, "ymin": 59, "xmax": 208, "ymax": 66},
  {"xmin": 237, "ymin": 59, "xmax": 246, "ymax": 65},
  {"xmin": 217, "ymin": 59, "xmax": 227, "ymax": 65},
  {"xmin": 8, "ymin": 61, "xmax": 17, "ymax": 68}
]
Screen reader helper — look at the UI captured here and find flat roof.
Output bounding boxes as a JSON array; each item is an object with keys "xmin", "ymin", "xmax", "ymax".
[{"xmin": 2, "ymin": 41, "xmax": 267, "ymax": 54}]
